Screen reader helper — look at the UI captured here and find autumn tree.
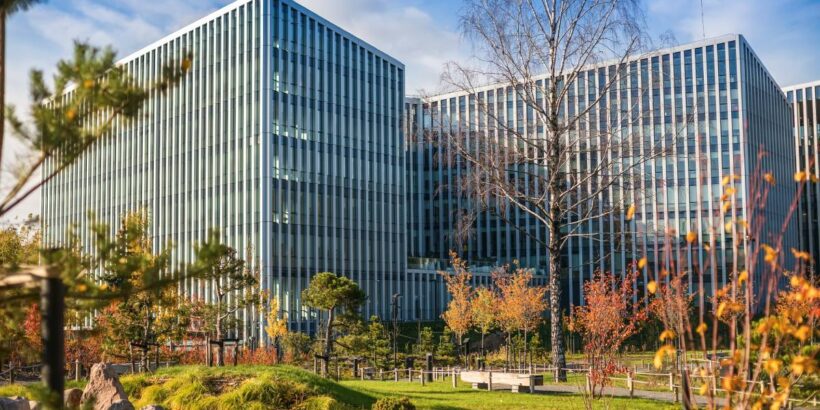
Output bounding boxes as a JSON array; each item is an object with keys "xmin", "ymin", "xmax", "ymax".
[
  {"xmin": 471, "ymin": 287, "xmax": 498, "ymax": 356},
  {"xmin": 301, "ymin": 272, "xmax": 366, "ymax": 377},
  {"xmin": 571, "ymin": 270, "xmax": 645, "ymax": 397},
  {"xmin": 189, "ymin": 231, "xmax": 261, "ymax": 366},
  {"xmin": 494, "ymin": 264, "xmax": 547, "ymax": 369},
  {"xmin": 265, "ymin": 297, "xmax": 289, "ymax": 363},
  {"xmin": 440, "ymin": 0, "xmax": 664, "ymax": 380},
  {"xmin": 440, "ymin": 252, "xmax": 473, "ymax": 364}
]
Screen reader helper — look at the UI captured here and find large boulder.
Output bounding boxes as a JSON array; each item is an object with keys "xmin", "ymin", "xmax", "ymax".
[
  {"xmin": 64, "ymin": 388, "xmax": 83, "ymax": 409},
  {"xmin": 0, "ymin": 396, "xmax": 30, "ymax": 410},
  {"xmin": 81, "ymin": 363, "xmax": 134, "ymax": 410}
]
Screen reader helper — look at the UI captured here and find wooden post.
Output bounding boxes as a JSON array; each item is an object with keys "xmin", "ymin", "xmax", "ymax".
[
  {"xmin": 394, "ymin": 368, "xmax": 399, "ymax": 382},
  {"xmin": 452, "ymin": 369, "xmax": 457, "ymax": 388},
  {"xmin": 488, "ymin": 371, "xmax": 493, "ymax": 391},
  {"xmin": 75, "ymin": 359, "xmax": 81, "ymax": 382},
  {"xmin": 585, "ymin": 367, "xmax": 593, "ymax": 398},
  {"xmin": 627, "ymin": 371, "xmax": 634, "ymax": 398},
  {"xmin": 8, "ymin": 363, "xmax": 14, "ymax": 384},
  {"xmin": 669, "ymin": 372, "xmax": 674, "ymax": 391},
  {"xmin": 420, "ymin": 370, "xmax": 425, "ymax": 386},
  {"xmin": 41, "ymin": 276, "xmax": 65, "ymax": 401},
  {"xmin": 529, "ymin": 375, "xmax": 535, "ymax": 394}
]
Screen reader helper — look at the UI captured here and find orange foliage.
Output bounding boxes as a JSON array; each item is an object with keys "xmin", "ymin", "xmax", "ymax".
[
  {"xmin": 440, "ymin": 251, "xmax": 474, "ymax": 345},
  {"xmin": 571, "ymin": 270, "xmax": 645, "ymax": 396}
]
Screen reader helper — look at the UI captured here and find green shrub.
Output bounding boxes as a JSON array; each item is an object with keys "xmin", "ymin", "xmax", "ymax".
[
  {"xmin": 372, "ymin": 397, "xmax": 415, "ymax": 410},
  {"xmin": 297, "ymin": 396, "xmax": 345, "ymax": 410},
  {"xmin": 218, "ymin": 375, "xmax": 311, "ymax": 409}
]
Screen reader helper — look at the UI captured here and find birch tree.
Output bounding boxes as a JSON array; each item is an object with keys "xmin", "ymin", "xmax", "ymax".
[{"xmin": 439, "ymin": 0, "xmax": 669, "ymax": 380}]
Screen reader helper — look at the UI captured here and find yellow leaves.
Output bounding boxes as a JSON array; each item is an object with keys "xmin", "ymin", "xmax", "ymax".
[
  {"xmin": 653, "ymin": 344, "xmax": 675, "ymax": 369},
  {"xmin": 181, "ymin": 58, "xmax": 192, "ymax": 72},
  {"xmin": 762, "ymin": 244, "xmax": 778, "ymax": 267},
  {"xmin": 721, "ymin": 174, "xmax": 740, "ymax": 186},
  {"xmin": 647, "ymin": 280, "xmax": 657, "ymax": 294},
  {"xmin": 716, "ymin": 301, "xmax": 729, "ymax": 318},
  {"xmin": 686, "ymin": 231, "xmax": 697, "ymax": 244},
  {"xmin": 659, "ymin": 329, "xmax": 676, "ymax": 342},
  {"xmin": 637, "ymin": 257, "xmax": 648, "ymax": 269},
  {"xmin": 722, "ymin": 201, "xmax": 732, "ymax": 213},
  {"xmin": 791, "ymin": 248, "xmax": 812, "ymax": 262},
  {"xmin": 763, "ymin": 172, "xmax": 776, "ymax": 185},
  {"xmin": 626, "ymin": 204, "xmax": 636, "ymax": 221},
  {"xmin": 721, "ymin": 375, "xmax": 744, "ymax": 392},
  {"xmin": 793, "ymin": 325, "xmax": 810, "ymax": 342},
  {"xmin": 794, "ymin": 170, "xmax": 808, "ymax": 182},
  {"xmin": 737, "ymin": 270, "xmax": 748, "ymax": 284},
  {"xmin": 83, "ymin": 78, "xmax": 95, "ymax": 89},
  {"xmin": 698, "ymin": 382, "xmax": 709, "ymax": 396},
  {"xmin": 756, "ymin": 317, "xmax": 775, "ymax": 334},
  {"xmin": 790, "ymin": 275, "xmax": 802, "ymax": 288},
  {"xmin": 724, "ymin": 221, "xmax": 733, "ymax": 234},
  {"xmin": 65, "ymin": 108, "xmax": 77, "ymax": 121},
  {"xmin": 722, "ymin": 186, "xmax": 736, "ymax": 198},
  {"xmin": 764, "ymin": 359, "xmax": 782, "ymax": 375},
  {"xmin": 791, "ymin": 355, "xmax": 816, "ymax": 376},
  {"xmin": 76, "ymin": 283, "xmax": 88, "ymax": 293}
]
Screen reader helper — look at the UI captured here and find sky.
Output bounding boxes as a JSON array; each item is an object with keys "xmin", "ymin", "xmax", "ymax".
[{"xmin": 3, "ymin": 0, "xmax": 820, "ymax": 223}]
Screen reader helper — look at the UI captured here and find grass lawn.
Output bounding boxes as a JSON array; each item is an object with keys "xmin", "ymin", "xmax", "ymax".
[
  {"xmin": 0, "ymin": 366, "xmax": 678, "ymax": 409},
  {"xmin": 340, "ymin": 379, "xmax": 677, "ymax": 409}
]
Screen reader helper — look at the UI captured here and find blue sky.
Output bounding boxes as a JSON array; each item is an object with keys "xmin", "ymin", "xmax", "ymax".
[{"xmin": 3, "ymin": 0, "xmax": 820, "ymax": 222}]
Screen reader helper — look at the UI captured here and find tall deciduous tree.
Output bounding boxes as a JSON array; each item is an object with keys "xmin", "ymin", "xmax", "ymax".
[
  {"xmin": 442, "ymin": 0, "xmax": 661, "ymax": 380},
  {"xmin": 301, "ymin": 272, "xmax": 366, "ymax": 377},
  {"xmin": 440, "ymin": 251, "xmax": 473, "ymax": 364},
  {"xmin": 189, "ymin": 231, "xmax": 260, "ymax": 366}
]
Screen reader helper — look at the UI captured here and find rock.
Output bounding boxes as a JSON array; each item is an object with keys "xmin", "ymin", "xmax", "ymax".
[
  {"xmin": 64, "ymin": 388, "xmax": 83, "ymax": 409},
  {"xmin": 81, "ymin": 363, "xmax": 134, "ymax": 410},
  {"xmin": 0, "ymin": 396, "xmax": 30, "ymax": 410},
  {"xmin": 140, "ymin": 406, "xmax": 165, "ymax": 410},
  {"xmin": 108, "ymin": 402, "xmax": 135, "ymax": 410},
  {"xmin": 27, "ymin": 401, "xmax": 40, "ymax": 410}
]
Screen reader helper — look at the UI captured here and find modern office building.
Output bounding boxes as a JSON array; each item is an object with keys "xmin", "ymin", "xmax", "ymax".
[
  {"xmin": 407, "ymin": 34, "xmax": 797, "ymax": 308},
  {"xmin": 42, "ymin": 0, "xmax": 800, "ymax": 340},
  {"xmin": 42, "ymin": 0, "xmax": 407, "ymax": 338},
  {"xmin": 785, "ymin": 80, "xmax": 820, "ymax": 282}
]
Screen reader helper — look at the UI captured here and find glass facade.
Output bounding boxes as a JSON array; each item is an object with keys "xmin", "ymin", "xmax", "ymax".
[
  {"xmin": 407, "ymin": 34, "xmax": 797, "ymax": 309},
  {"xmin": 785, "ymin": 80, "xmax": 820, "ymax": 283},
  {"xmin": 42, "ymin": 0, "xmax": 406, "ymax": 338}
]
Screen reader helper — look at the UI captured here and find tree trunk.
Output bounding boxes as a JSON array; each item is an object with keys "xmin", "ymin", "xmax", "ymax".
[
  {"xmin": 549, "ymin": 211, "xmax": 567, "ymax": 381},
  {"xmin": 322, "ymin": 307, "xmax": 334, "ymax": 377},
  {"xmin": 0, "ymin": 10, "xmax": 6, "ymax": 166}
]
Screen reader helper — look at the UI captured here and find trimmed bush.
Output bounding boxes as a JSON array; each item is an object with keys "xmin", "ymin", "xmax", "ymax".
[
  {"xmin": 297, "ymin": 396, "xmax": 343, "ymax": 410},
  {"xmin": 372, "ymin": 397, "xmax": 415, "ymax": 410}
]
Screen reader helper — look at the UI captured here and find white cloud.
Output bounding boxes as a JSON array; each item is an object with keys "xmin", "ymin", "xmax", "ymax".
[
  {"xmin": 646, "ymin": 0, "xmax": 820, "ymax": 86},
  {"xmin": 298, "ymin": 0, "xmax": 467, "ymax": 94}
]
